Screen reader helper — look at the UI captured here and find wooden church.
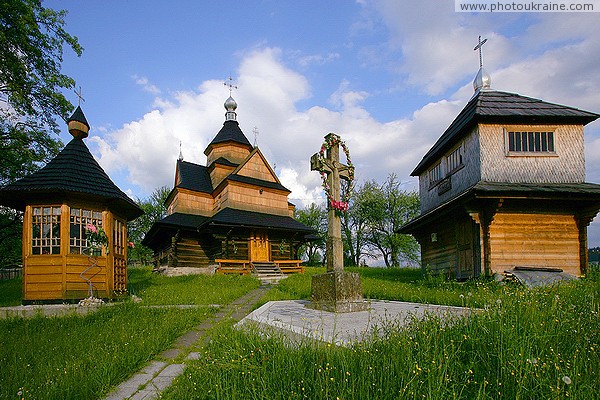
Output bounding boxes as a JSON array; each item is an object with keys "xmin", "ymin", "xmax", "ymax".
[
  {"xmin": 142, "ymin": 94, "xmax": 314, "ymax": 275},
  {"xmin": 0, "ymin": 106, "xmax": 143, "ymax": 302},
  {"xmin": 399, "ymin": 62, "xmax": 600, "ymax": 279}
]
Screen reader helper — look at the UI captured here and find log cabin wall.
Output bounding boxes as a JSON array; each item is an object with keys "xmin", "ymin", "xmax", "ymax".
[
  {"xmin": 419, "ymin": 127, "xmax": 481, "ymax": 213},
  {"xmin": 168, "ymin": 189, "xmax": 213, "ymax": 216},
  {"xmin": 479, "ymin": 124, "xmax": 585, "ymax": 183},
  {"xmin": 237, "ymin": 152, "xmax": 276, "ymax": 181},
  {"xmin": 206, "ymin": 143, "xmax": 250, "ymax": 166},
  {"xmin": 215, "ymin": 183, "xmax": 290, "ymax": 216},
  {"xmin": 209, "ymin": 164, "xmax": 236, "ymax": 188},
  {"xmin": 418, "ymin": 213, "xmax": 460, "ymax": 275},
  {"xmin": 173, "ymin": 235, "xmax": 213, "ymax": 268},
  {"xmin": 488, "ymin": 213, "xmax": 580, "ymax": 275}
]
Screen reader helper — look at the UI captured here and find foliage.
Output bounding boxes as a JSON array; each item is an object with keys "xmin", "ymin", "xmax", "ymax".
[
  {"xmin": 0, "ymin": 0, "xmax": 82, "ymax": 185},
  {"xmin": 0, "ymin": 275, "xmax": 21, "ymax": 306},
  {"xmin": 164, "ymin": 272, "xmax": 600, "ymax": 400},
  {"xmin": 357, "ymin": 174, "xmax": 420, "ymax": 267},
  {"xmin": 84, "ymin": 223, "xmax": 109, "ymax": 253},
  {"xmin": 127, "ymin": 186, "xmax": 170, "ymax": 264},
  {"xmin": 341, "ymin": 174, "xmax": 420, "ymax": 267},
  {"xmin": 0, "ymin": 0, "xmax": 82, "ymax": 268},
  {"xmin": 294, "ymin": 203, "xmax": 326, "ymax": 265},
  {"xmin": 0, "ymin": 206, "xmax": 21, "ymax": 268}
]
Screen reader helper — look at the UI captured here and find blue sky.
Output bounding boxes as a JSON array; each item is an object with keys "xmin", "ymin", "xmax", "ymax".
[{"xmin": 45, "ymin": 0, "xmax": 600, "ymax": 246}]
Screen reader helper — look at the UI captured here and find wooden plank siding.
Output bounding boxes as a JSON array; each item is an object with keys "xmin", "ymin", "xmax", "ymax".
[{"xmin": 489, "ymin": 213, "xmax": 580, "ymax": 275}]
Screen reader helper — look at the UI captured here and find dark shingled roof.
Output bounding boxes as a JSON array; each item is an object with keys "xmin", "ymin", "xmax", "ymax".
[
  {"xmin": 67, "ymin": 105, "xmax": 90, "ymax": 128},
  {"xmin": 141, "ymin": 212, "xmax": 210, "ymax": 248},
  {"xmin": 176, "ymin": 160, "xmax": 213, "ymax": 193},
  {"xmin": 227, "ymin": 174, "xmax": 290, "ymax": 192},
  {"xmin": 0, "ymin": 137, "xmax": 143, "ymax": 220},
  {"xmin": 472, "ymin": 181, "xmax": 600, "ymax": 198},
  {"xmin": 398, "ymin": 181, "xmax": 600, "ymax": 233},
  {"xmin": 212, "ymin": 157, "xmax": 239, "ymax": 168},
  {"xmin": 204, "ymin": 120, "xmax": 253, "ymax": 155},
  {"xmin": 202, "ymin": 207, "xmax": 315, "ymax": 233},
  {"xmin": 411, "ymin": 90, "xmax": 600, "ymax": 176}
]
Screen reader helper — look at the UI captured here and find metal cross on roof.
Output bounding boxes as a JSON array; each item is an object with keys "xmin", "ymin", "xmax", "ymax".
[
  {"xmin": 74, "ymin": 85, "xmax": 85, "ymax": 106},
  {"xmin": 224, "ymin": 76, "xmax": 238, "ymax": 96},
  {"xmin": 474, "ymin": 36, "xmax": 488, "ymax": 68},
  {"xmin": 253, "ymin": 126, "xmax": 259, "ymax": 147}
]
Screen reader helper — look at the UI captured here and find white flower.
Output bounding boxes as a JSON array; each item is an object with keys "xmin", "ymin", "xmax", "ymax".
[{"xmin": 562, "ymin": 376, "xmax": 572, "ymax": 385}]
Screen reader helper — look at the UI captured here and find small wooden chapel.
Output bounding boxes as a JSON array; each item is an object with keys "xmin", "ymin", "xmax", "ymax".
[
  {"xmin": 142, "ymin": 94, "xmax": 314, "ymax": 274},
  {"xmin": 400, "ymin": 47, "xmax": 600, "ymax": 279},
  {"xmin": 0, "ymin": 106, "xmax": 144, "ymax": 302}
]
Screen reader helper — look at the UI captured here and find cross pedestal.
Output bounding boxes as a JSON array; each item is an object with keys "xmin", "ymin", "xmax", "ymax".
[{"xmin": 310, "ymin": 133, "xmax": 368, "ymax": 313}]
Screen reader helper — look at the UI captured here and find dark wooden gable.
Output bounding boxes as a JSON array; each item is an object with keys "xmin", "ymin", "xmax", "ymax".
[{"xmin": 411, "ymin": 90, "xmax": 600, "ymax": 176}]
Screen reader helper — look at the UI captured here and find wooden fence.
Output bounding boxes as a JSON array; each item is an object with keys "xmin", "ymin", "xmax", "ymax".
[{"xmin": 0, "ymin": 268, "xmax": 22, "ymax": 281}]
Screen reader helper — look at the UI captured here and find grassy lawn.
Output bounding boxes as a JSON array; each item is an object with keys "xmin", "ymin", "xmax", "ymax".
[
  {"xmin": 0, "ymin": 267, "xmax": 260, "ymax": 400},
  {"xmin": 163, "ymin": 266, "xmax": 600, "ymax": 400}
]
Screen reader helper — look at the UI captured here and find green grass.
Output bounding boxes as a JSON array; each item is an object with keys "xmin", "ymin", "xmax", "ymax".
[
  {"xmin": 128, "ymin": 266, "xmax": 261, "ymax": 305},
  {"xmin": 0, "ymin": 266, "xmax": 260, "ymax": 400},
  {"xmin": 163, "ymin": 267, "xmax": 600, "ymax": 399},
  {"xmin": 0, "ymin": 276, "xmax": 22, "ymax": 306}
]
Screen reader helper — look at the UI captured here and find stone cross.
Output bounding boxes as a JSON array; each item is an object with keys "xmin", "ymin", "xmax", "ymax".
[{"xmin": 311, "ymin": 133, "xmax": 353, "ymax": 274}]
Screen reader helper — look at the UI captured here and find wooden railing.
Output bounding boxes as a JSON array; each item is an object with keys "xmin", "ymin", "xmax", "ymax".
[
  {"xmin": 214, "ymin": 259, "xmax": 304, "ymax": 275},
  {"xmin": 274, "ymin": 260, "xmax": 304, "ymax": 274},
  {"xmin": 214, "ymin": 259, "xmax": 252, "ymax": 275}
]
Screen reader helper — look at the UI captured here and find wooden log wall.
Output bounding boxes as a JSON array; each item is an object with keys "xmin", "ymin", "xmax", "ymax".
[{"xmin": 488, "ymin": 213, "xmax": 580, "ymax": 275}]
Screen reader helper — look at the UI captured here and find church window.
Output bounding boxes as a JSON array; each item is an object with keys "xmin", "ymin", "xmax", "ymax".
[
  {"xmin": 428, "ymin": 162, "xmax": 442, "ymax": 187},
  {"xmin": 69, "ymin": 208, "xmax": 103, "ymax": 254},
  {"xmin": 446, "ymin": 144, "xmax": 463, "ymax": 173},
  {"xmin": 506, "ymin": 131, "xmax": 554, "ymax": 153},
  {"xmin": 31, "ymin": 206, "xmax": 61, "ymax": 255}
]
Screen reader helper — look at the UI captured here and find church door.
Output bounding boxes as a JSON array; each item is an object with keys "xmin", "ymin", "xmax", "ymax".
[
  {"xmin": 250, "ymin": 232, "xmax": 270, "ymax": 262},
  {"xmin": 456, "ymin": 216, "xmax": 479, "ymax": 279}
]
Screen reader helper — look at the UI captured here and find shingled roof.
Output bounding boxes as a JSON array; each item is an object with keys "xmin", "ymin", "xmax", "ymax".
[
  {"xmin": 0, "ymin": 137, "xmax": 143, "ymax": 220},
  {"xmin": 204, "ymin": 120, "xmax": 253, "ymax": 155},
  {"xmin": 227, "ymin": 174, "xmax": 290, "ymax": 193},
  {"xmin": 202, "ymin": 207, "xmax": 315, "ymax": 233},
  {"xmin": 141, "ymin": 212, "xmax": 210, "ymax": 249},
  {"xmin": 411, "ymin": 90, "xmax": 600, "ymax": 176},
  {"xmin": 176, "ymin": 160, "xmax": 213, "ymax": 193}
]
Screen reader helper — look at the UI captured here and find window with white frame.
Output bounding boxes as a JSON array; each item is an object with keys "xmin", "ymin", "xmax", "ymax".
[
  {"xmin": 507, "ymin": 130, "xmax": 555, "ymax": 153},
  {"xmin": 70, "ymin": 208, "xmax": 103, "ymax": 254},
  {"xmin": 31, "ymin": 206, "xmax": 61, "ymax": 255}
]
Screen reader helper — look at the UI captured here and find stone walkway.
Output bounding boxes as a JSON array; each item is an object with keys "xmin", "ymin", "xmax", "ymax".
[{"xmin": 102, "ymin": 285, "xmax": 271, "ymax": 400}]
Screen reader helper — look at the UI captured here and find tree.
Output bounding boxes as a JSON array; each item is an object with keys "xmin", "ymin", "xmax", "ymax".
[
  {"xmin": 359, "ymin": 174, "xmax": 420, "ymax": 268},
  {"xmin": 127, "ymin": 186, "xmax": 170, "ymax": 265},
  {"xmin": 0, "ymin": 0, "xmax": 82, "ymax": 268},
  {"xmin": 294, "ymin": 203, "xmax": 326, "ymax": 265},
  {"xmin": 341, "ymin": 182, "xmax": 371, "ymax": 267}
]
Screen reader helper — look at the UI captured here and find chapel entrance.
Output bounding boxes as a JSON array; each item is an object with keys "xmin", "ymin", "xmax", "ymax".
[{"xmin": 250, "ymin": 231, "xmax": 270, "ymax": 261}]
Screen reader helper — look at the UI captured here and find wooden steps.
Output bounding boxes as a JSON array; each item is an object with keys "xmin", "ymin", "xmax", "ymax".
[{"xmin": 251, "ymin": 262, "xmax": 285, "ymax": 284}]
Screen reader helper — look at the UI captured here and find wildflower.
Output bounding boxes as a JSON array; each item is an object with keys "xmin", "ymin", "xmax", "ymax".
[
  {"xmin": 128, "ymin": 241, "xmax": 135, "ymax": 248},
  {"xmin": 562, "ymin": 376, "xmax": 572, "ymax": 385}
]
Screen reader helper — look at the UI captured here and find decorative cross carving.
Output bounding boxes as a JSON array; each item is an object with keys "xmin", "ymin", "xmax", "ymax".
[
  {"xmin": 474, "ymin": 35, "xmax": 488, "ymax": 68},
  {"xmin": 311, "ymin": 133, "xmax": 354, "ymax": 273}
]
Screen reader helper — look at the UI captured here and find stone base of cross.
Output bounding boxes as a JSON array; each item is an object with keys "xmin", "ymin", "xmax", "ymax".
[{"xmin": 309, "ymin": 133, "xmax": 368, "ymax": 313}]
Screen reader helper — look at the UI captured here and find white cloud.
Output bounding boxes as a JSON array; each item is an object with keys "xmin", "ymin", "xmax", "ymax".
[{"xmin": 132, "ymin": 75, "xmax": 161, "ymax": 95}]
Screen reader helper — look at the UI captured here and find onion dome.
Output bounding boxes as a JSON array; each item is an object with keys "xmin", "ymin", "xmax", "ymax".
[
  {"xmin": 225, "ymin": 96, "xmax": 237, "ymax": 121},
  {"xmin": 473, "ymin": 66, "xmax": 492, "ymax": 92},
  {"xmin": 67, "ymin": 106, "xmax": 90, "ymax": 139}
]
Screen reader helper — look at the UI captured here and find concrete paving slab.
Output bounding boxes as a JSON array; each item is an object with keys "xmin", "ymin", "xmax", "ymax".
[{"xmin": 237, "ymin": 300, "xmax": 475, "ymax": 346}]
